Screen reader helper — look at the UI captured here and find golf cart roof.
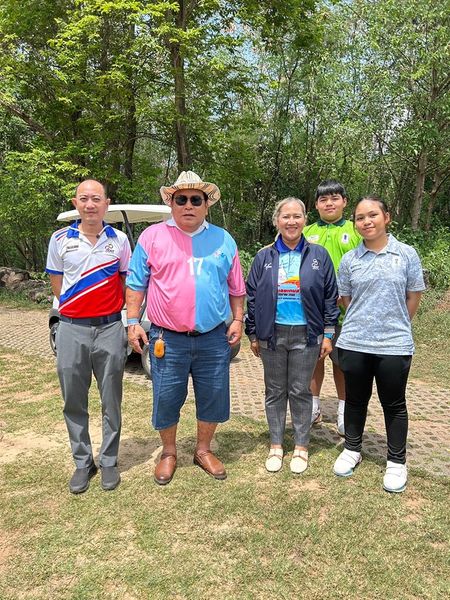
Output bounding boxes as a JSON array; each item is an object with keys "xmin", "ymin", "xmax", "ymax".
[{"xmin": 57, "ymin": 204, "xmax": 171, "ymax": 224}]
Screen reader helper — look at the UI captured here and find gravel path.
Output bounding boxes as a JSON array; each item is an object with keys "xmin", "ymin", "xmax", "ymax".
[{"xmin": 1, "ymin": 306, "xmax": 448, "ymax": 476}]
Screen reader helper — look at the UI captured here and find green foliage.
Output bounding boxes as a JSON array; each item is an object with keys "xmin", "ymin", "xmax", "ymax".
[
  {"xmin": 237, "ymin": 243, "xmax": 264, "ymax": 278},
  {"xmin": 0, "ymin": 287, "xmax": 50, "ymax": 309},
  {"xmin": 0, "ymin": 0, "xmax": 449, "ymax": 280},
  {"xmin": 413, "ymin": 288, "xmax": 450, "ymax": 387},
  {"xmin": 392, "ymin": 222, "xmax": 450, "ymax": 289},
  {"xmin": 0, "ymin": 148, "xmax": 84, "ymax": 268}
]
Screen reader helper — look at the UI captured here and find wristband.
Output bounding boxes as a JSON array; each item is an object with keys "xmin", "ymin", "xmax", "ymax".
[
  {"xmin": 233, "ymin": 318, "xmax": 244, "ymax": 323},
  {"xmin": 127, "ymin": 318, "xmax": 139, "ymax": 325},
  {"xmin": 324, "ymin": 332, "xmax": 334, "ymax": 340}
]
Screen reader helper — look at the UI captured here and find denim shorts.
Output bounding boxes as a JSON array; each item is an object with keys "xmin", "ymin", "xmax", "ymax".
[{"xmin": 149, "ymin": 323, "xmax": 231, "ymax": 430}]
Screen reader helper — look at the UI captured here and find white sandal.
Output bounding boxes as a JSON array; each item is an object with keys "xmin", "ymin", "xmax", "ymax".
[
  {"xmin": 290, "ymin": 449, "xmax": 308, "ymax": 474},
  {"xmin": 265, "ymin": 448, "xmax": 283, "ymax": 472}
]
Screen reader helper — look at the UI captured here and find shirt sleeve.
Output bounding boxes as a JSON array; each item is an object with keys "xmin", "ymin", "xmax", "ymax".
[
  {"xmin": 337, "ymin": 253, "xmax": 352, "ymax": 297},
  {"xmin": 227, "ymin": 250, "xmax": 246, "ymax": 296},
  {"xmin": 406, "ymin": 248, "xmax": 426, "ymax": 291},
  {"xmin": 244, "ymin": 252, "xmax": 262, "ymax": 339},
  {"xmin": 321, "ymin": 249, "xmax": 339, "ymax": 329},
  {"xmin": 119, "ymin": 236, "xmax": 132, "ymax": 274},
  {"xmin": 126, "ymin": 241, "xmax": 151, "ymax": 291},
  {"xmin": 45, "ymin": 233, "xmax": 64, "ymax": 275}
]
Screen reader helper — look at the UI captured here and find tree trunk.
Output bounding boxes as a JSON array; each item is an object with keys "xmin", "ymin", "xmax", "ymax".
[
  {"xmin": 124, "ymin": 26, "xmax": 137, "ymax": 182},
  {"xmin": 411, "ymin": 152, "xmax": 427, "ymax": 230},
  {"xmin": 165, "ymin": 1, "xmax": 192, "ymax": 172},
  {"xmin": 257, "ymin": 49, "xmax": 300, "ymax": 241},
  {"xmin": 170, "ymin": 42, "xmax": 191, "ymax": 170},
  {"xmin": 123, "ymin": 99, "xmax": 136, "ymax": 181},
  {"xmin": 0, "ymin": 96, "xmax": 53, "ymax": 142},
  {"xmin": 425, "ymin": 170, "xmax": 450, "ymax": 231}
]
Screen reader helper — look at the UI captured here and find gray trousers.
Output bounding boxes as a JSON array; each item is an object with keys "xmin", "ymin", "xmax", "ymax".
[
  {"xmin": 260, "ymin": 325, "xmax": 320, "ymax": 446},
  {"xmin": 56, "ymin": 320, "xmax": 127, "ymax": 468}
]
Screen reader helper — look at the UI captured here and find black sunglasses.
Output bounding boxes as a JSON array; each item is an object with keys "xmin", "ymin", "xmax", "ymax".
[{"xmin": 173, "ymin": 194, "xmax": 205, "ymax": 207}]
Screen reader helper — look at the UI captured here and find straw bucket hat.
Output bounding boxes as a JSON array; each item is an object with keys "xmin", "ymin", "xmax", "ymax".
[{"xmin": 160, "ymin": 171, "xmax": 221, "ymax": 206}]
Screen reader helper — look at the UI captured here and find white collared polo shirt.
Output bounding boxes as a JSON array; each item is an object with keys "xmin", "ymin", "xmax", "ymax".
[
  {"xmin": 46, "ymin": 221, "xmax": 131, "ymax": 318},
  {"xmin": 336, "ymin": 234, "xmax": 425, "ymax": 355}
]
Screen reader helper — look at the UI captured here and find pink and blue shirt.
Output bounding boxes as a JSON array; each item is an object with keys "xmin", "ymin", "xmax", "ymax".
[
  {"xmin": 46, "ymin": 221, "xmax": 131, "ymax": 318},
  {"xmin": 126, "ymin": 220, "xmax": 246, "ymax": 333}
]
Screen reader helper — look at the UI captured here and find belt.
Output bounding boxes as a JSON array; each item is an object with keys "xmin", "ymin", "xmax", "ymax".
[
  {"xmin": 162, "ymin": 327, "xmax": 202, "ymax": 337},
  {"xmin": 157, "ymin": 323, "xmax": 223, "ymax": 337},
  {"xmin": 59, "ymin": 312, "xmax": 122, "ymax": 326}
]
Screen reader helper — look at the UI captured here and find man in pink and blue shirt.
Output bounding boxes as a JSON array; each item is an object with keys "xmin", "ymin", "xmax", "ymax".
[{"xmin": 126, "ymin": 171, "xmax": 246, "ymax": 485}]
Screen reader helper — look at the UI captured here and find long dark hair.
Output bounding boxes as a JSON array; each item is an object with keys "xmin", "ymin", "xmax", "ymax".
[{"xmin": 353, "ymin": 195, "xmax": 390, "ymax": 220}]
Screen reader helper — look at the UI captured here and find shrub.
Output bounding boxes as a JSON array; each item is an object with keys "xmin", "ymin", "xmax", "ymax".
[
  {"xmin": 239, "ymin": 243, "xmax": 263, "ymax": 278},
  {"xmin": 392, "ymin": 223, "xmax": 450, "ymax": 290}
]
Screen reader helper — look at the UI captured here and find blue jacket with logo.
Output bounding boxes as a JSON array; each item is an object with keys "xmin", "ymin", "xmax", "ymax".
[{"xmin": 245, "ymin": 237, "xmax": 339, "ymax": 349}]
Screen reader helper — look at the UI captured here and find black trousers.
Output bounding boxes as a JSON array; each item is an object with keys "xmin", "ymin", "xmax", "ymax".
[{"xmin": 338, "ymin": 349, "xmax": 412, "ymax": 464}]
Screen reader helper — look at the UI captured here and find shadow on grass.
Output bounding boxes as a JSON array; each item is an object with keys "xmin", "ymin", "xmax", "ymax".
[
  {"xmin": 118, "ymin": 430, "xmax": 263, "ymax": 473},
  {"xmin": 117, "ymin": 423, "xmax": 390, "ymax": 477},
  {"xmin": 117, "ymin": 436, "xmax": 162, "ymax": 472},
  {"xmin": 219, "ymin": 418, "xmax": 390, "ymax": 466}
]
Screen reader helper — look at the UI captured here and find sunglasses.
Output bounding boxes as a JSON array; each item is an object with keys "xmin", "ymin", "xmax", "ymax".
[{"xmin": 173, "ymin": 194, "xmax": 205, "ymax": 207}]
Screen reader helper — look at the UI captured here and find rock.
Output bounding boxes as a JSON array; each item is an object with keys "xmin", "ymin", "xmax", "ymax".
[
  {"xmin": 0, "ymin": 266, "xmax": 52, "ymax": 304},
  {"xmin": 0, "ymin": 267, "xmax": 29, "ymax": 287}
]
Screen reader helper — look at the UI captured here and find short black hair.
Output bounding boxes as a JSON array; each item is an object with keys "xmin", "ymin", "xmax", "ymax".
[{"xmin": 315, "ymin": 179, "xmax": 347, "ymax": 201}]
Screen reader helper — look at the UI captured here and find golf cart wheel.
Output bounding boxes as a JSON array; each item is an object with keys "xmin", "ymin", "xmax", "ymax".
[
  {"xmin": 230, "ymin": 342, "xmax": 240, "ymax": 361},
  {"xmin": 49, "ymin": 321, "xmax": 59, "ymax": 356},
  {"xmin": 141, "ymin": 344, "xmax": 152, "ymax": 379}
]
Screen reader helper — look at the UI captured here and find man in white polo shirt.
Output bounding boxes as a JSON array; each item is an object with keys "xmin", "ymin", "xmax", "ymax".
[{"xmin": 46, "ymin": 179, "xmax": 131, "ymax": 494}]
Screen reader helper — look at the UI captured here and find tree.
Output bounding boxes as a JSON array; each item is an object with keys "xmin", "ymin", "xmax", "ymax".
[{"xmin": 345, "ymin": 0, "xmax": 450, "ymax": 228}]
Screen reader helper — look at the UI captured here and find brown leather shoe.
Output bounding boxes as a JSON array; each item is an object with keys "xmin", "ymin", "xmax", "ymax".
[
  {"xmin": 193, "ymin": 450, "xmax": 227, "ymax": 480},
  {"xmin": 154, "ymin": 453, "xmax": 177, "ymax": 485}
]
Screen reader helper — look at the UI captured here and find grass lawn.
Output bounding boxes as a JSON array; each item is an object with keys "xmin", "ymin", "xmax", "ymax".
[
  {"xmin": 0, "ymin": 348, "xmax": 449, "ymax": 600},
  {"xmin": 0, "ymin": 288, "xmax": 51, "ymax": 310},
  {"xmin": 412, "ymin": 289, "xmax": 450, "ymax": 388}
]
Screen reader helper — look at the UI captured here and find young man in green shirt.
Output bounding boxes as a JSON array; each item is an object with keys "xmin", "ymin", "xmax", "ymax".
[{"xmin": 303, "ymin": 180, "xmax": 361, "ymax": 435}]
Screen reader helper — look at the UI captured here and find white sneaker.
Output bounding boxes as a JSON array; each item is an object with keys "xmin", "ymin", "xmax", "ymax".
[
  {"xmin": 383, "ymin": 461, "xmax": 407, "ymax": 493},
  {"xmin": 333, "ymin": 449, "xmax": 362, "ymax": 477},
  {"xmin": 265, "ymin": 448, "xmax": 283, "ymax": 472},
  {"xmin": 290, "ymin": 450, "xmax": 308, "ymax": 474}
]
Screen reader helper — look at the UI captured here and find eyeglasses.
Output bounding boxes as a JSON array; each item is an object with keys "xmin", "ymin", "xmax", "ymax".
[{"xmin": 173, "ymin": 194, "xmax": 205, "ymax": 207}]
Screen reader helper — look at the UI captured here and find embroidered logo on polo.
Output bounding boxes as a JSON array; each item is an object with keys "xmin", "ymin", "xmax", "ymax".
[
  {"xmin": 213, "ymin": 248, "xmax": 226, "ymax": 260},
  {"xmin": 264, "ymin": 262, "xmax": 272, "ymax": 270},
  {"xmin": 342, "ymin": 233, "xmax": 350, "ymax": 243},
  {"xmin": 311, "ymin": 259, "xmax": 320, "ymax": 270},
  {"xmin": 104, "ymin": 243, "xmax": 114, "ymax": 253},
  {"xmin": 65, "ymin": 243, "xmax": 79, "ymax": 252},
  {"xmin": 307, "ymin": 235, "xmax": 320, "ymax": 243}
]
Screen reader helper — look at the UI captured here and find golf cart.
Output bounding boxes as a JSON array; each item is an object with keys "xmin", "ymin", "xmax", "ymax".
[{"xmin": 48, "ymin": 204, "xmax": 241, "ymax": 377}]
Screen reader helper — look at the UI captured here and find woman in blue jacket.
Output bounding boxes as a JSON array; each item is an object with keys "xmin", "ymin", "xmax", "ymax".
[{"xmin": 246, "ymin": 197, "xmax": 339, "ymax": 474}]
